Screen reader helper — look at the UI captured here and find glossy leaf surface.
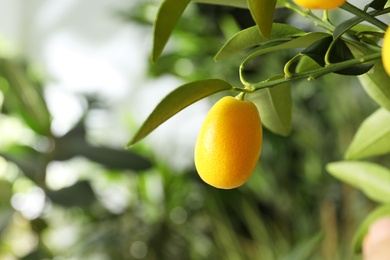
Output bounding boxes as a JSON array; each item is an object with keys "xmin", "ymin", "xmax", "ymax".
[
  {"xmin": 248, "ymin": 0, "xmax": 277, "ymax": 38},
  {"xmin": 327, "ymin": 161, "xmax": 390, "ymax": 203},
  {"xmin": 359, "ymin": 59, "xmax": 390, "ymax": 111},
  {"xmin": 215, "ymin": 23, "xmax": 305, "ymax": 61},
  {"xmin": 242, "ymin": 32, "xmax": 330, "ymax": 65},
  {"xmin": 345, "ymin": 108, "xmax": 390, "ymax": 159},
  {"xmin": 248, "ymin": 77, "xmax": 292, "ymax": 136},
  {"xmin": 152, "ymin": 0, "xmax": 191, "ymax": 62}
]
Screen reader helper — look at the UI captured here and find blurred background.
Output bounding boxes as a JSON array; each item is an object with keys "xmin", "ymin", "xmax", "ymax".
[{"xmin": 0, "ymin": 0, "xmax": 383, "ymax": 259}]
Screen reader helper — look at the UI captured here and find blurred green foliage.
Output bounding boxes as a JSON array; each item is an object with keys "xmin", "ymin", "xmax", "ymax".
[{"xmin": 0, "ymin": 1, "xmax": 384, "ymax": 259}]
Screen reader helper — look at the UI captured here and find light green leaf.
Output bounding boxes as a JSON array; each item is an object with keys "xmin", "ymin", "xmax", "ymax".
[
  {"xmin": 326, "ymin": 161, "xmax": 390, "ymax": 203},
  {"xmin": 248, "ymin": 0, "xmax": 277, "ymax": 38},
  {"xmin": 345, "ymin": 108, "xmax": 390, "ymax": 160},
  {"xmin": 295, "ymin": 55, "xmax": 321, "ymax": 73},
  {"xmin": 127, "ymin": 79, "xmax": 233, "ymax": 147},
  {"xmin": 242, "ymin": 32, "xmax": 330, "ymax": 65},
  {"xmin": 215, "ymin": 23, "xmax": 306, "ymax": 61},
  {"xmin": 276, "ymin": 0, "xmax": 288, "ymax": 7},
  {"xmin": 152, "ymin": 0, "xmax": 191, "ymax": 62},
  {"xmin": 0, "ymin": 58, "xmax": 51, "ymax": 136},
  {"xmin": 352, "ymin": 203, "xmax": 390, "ymax": 253},
  {"xmin": 248, "ymin": 76, "xmax": 292, "ymax": 136},
  {"xmin": 358, "ymin": 59, "xmax": 390, "ymax": 111}
]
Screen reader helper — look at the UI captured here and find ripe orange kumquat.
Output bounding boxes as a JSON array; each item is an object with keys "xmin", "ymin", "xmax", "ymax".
[
  {"xmin": 194, "ymin": 96, "xmax": 262, "ymax": 189},
  {"xmin": 382, "ymin": 26, "xmax": 390, "ymax": 77},
  {"xmin": 293, "ymin": 0, "xmax": 346, "ymax": 10}
]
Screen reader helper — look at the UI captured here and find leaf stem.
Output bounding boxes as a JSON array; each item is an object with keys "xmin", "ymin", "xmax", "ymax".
[
  {"xmin": 243, "ymin": 52, "xmax": 381, "ymax": 91},
  {"xmin": 340, "ymin": 2, "xmax": 388, "ymax": 31},
  {"xmin": 284, "ymin": 53, "xmax": 304, "ymax": 77}
]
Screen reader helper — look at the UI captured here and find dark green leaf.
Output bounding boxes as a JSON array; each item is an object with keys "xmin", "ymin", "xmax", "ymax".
[
  {"xmin": 0, "ymin": 58, "xmax": 51, "ymax": 135},
  {"xmin": 248, "ymin": 0, "xmax": 277, "ymax": 38},
  {"xmin": 0, "ymin": 145, "xmax": 45, "ymax": 182},
  {"xmin": 365, "ymin": 0, "xmax": 388, "ymax": 10},
  {"xmin": 127, "ymin": 79, "xmax": 233, "ymax": 147},
  {"xmin": 302, "ymin": 36, "xmax": 332, "ymax": 66},
  {"xmin": 248, "ymin": 76, "xmax": 292, "ymax": 136},
  {"xmin": 152, "ymin": 0, "xmax": 191, "ymax": 62},
  {"xmin": 345, "ymin": 108, "xmax": 390, "ymax": 160},
  {"xmin": 46, "ymin": 180, "xmax": 96, "ymax": 208},
  {"xmin": 352, "ymin": 204, "xmax": 390, "ymax": 253},
  {"xmin": 215, "ymin": 23, "xmax": 305, "ymax": 61},
  {"xmin": 302, "ymin": 37, "xmax": 373, "ymax": 75},
  {"xmin": 359, "ymin": 59, "xmax": 390, "ymax": 111},
  {"xmin": 326, "ymin": 161, "xmax": 390, "ymax": 203},
  {"xmin": 54, "ymin": 130, "xmax": 152, "ymax": 171}
]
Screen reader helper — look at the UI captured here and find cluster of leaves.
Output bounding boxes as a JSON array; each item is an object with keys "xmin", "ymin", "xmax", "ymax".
[{"xmin": 129, "ymin": 0, "xmax": 390, "ymax": 255}]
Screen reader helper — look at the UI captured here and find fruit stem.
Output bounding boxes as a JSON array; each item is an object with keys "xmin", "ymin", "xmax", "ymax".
[{"xmin": 235, "ymin": 92, "xmax": 245, "ymax": 100}]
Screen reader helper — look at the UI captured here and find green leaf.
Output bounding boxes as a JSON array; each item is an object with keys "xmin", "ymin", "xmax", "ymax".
[
  {"xmin": 333, "ymin": 8, "xmax": 378, "ymax": 39},
  {"xmin": 127, "ymin": 79, "xmax": 233, "ymax": 147},
  {"xmin": 0, "ymin": 58, "xmax": 51, "ymax": 135},
  {"xmin": 276, "ymin": 0, "xmax": 288, "ymax": 7},
  {"xmin": 55, "ymin": 132, "xmax": 152, "ymax": 171},
  {"xmin": 365, "ymin": 0, "xmax": 388, "ymax": 10},
  {"xmin": 345, "ymin": 108, "xmax": 390, "ymax": 160},
  {"xmin": 0, "ymin": 145, "xmax": 46, "ymax": 183},
  {"xmin": 302, "ymin": 37, "xmax": 373, "ymax": 75},
  {"xmin": 248, "ymin": 76, "xmax": 292, "ymax": 136},
  {"xmin": 248, "ymin": 0, "xmax": 277, "ymax": 38},
  {"xmin": 295, "ymin": 55, "xmax": 321, "ymax": 73},
  {"xmin": 358, "ymin": 59, "xmax": 390, "ymax": 111},
  {"xmin": 215, "ymin": 23, "xmax": 305, "ymax": 61},
  {"xmin": 152, "ymin": 0, "xmax": 191, "ymax": 62},
  {"xmin": 46, "ymin": 180, "xmax": 96, "ymax": 208},
  {"xmin": 242, "ymin": 32, "xmax": 330, "ymax": 65},
  {"xmin": 352, "ymin": 203, "xmax": 390, "ymax": 253},
  {"xmin": 326, "ymin": 161, "xmax": 390, "ymax": 203}
]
